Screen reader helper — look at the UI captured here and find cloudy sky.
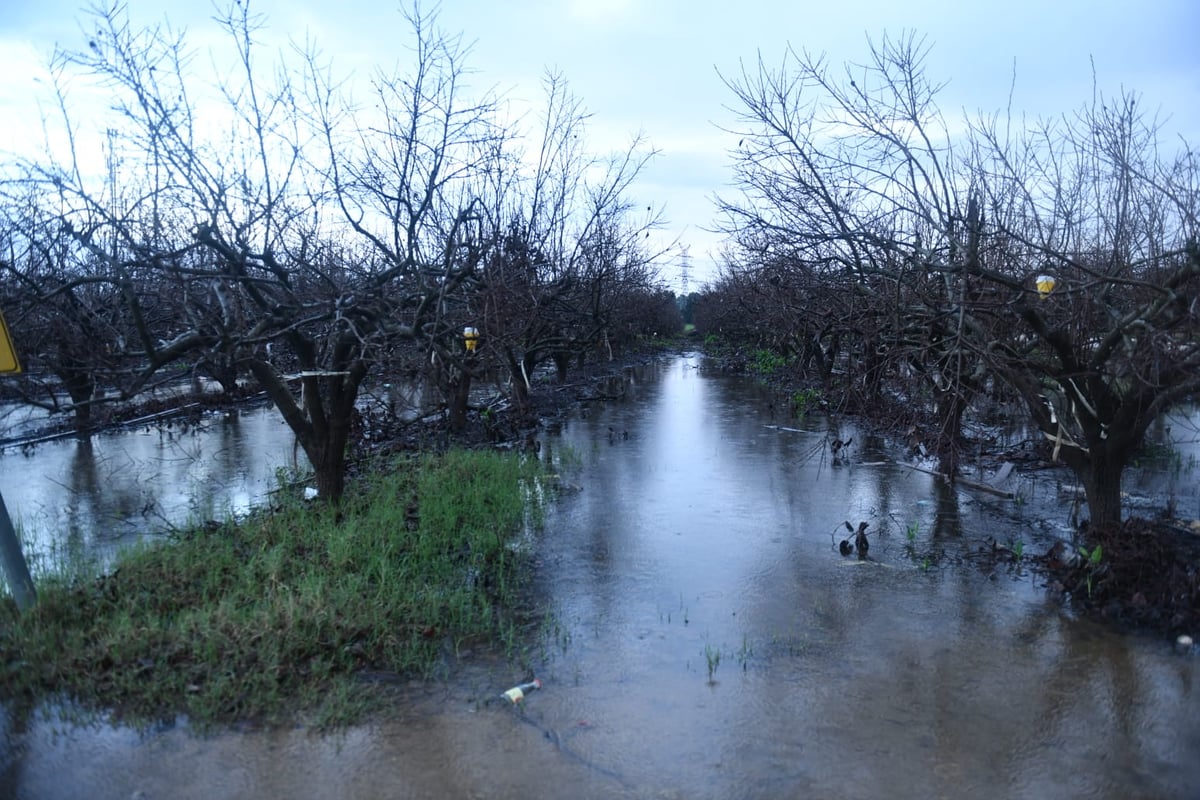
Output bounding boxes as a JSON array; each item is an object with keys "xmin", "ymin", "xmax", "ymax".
[{"xmin": 2, "ymin": 0, "xmax": 1197, "ymax": 288}]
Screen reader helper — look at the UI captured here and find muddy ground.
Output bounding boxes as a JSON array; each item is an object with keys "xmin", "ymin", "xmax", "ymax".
[{"xmin": 1037, "ymin": 518, "xmax": 1200, "ymax": 637}]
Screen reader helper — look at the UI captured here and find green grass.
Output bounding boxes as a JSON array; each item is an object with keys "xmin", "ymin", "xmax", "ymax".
[
  {"xmin": 0, "ymin": 449, "xmax": 548, "ymax": 730},
  {"xmin": 750, "ymin": 348, "xmax": 789, "ymax": 376},
  {"xmin": 703, "ymin": 640, "xmax": 721, "ymax": 683},
  {"xmin": 789, "ymin": 387, "xmax": 822, "ymax": 418}
]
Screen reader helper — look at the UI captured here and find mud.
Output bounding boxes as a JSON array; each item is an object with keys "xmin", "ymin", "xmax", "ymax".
[{"xmin": 1040, "ymin": 518, "xmax": 1200, "ymax": 636}]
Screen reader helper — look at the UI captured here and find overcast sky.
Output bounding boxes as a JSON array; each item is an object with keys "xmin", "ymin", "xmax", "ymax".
[{"xmin": 2, "ymin": 0, "xmax": 1198, "ymax": 288}]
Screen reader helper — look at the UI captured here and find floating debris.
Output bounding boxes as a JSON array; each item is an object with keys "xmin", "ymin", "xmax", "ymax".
[{"xmin": 501, "ymin": 678, "xmax": 542, "ymax": 704}]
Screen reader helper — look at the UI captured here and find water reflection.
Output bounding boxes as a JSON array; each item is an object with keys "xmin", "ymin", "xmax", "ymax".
[
  {"xmin": 0, "ymin": 404, "xmax": 306, "ymax": 569},
  {"xmin": 528, "ymin": 354, "xmax": 1200, "ymax": 799},
  {"xmin": 1, "ymin": 354, "xmax": 1197, "ymax": 799}
]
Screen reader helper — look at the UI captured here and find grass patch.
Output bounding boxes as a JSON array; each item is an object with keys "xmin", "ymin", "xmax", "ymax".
[
  {"xmin": 0, "ymin": 449, "xmax": 548, "ymax": 730},
  {"xmin": 789, "ymin": 387, "xmax": 822, "ymax": 417},
  {"xmin": 750, "ymin": 348, "xmax": 789, "ymax": 376}
]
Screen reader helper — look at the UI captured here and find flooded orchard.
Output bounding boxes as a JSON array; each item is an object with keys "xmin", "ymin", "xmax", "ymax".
[
  {"xmin": 0, "ymin": 402, "xmax": 308, "ymax": 569},
  {"xmin": 2, "ymin": 353, "xmax": 1199, "ymax": 799}
]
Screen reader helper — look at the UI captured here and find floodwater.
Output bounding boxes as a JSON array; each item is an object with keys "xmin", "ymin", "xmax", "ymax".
[
  {"xmin": 2, "ymin": 354, "xmax": 1199, "ymax": 799},
  {"xmin": 0, "ymin": 403, "xmax": 307, "ymax": 570}
]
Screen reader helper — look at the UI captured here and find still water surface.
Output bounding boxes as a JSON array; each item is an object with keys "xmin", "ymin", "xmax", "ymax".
[
  {"xmin": 0, "ymin": 404, "xmax": 305, "ymax": 570},
  {"xmin": 1, "ymin": 354, "xmax": 1198, "ymax": 799}
]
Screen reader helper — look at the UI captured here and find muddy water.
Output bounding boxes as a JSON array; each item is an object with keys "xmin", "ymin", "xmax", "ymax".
[{"xmin": 2, "ymin": 354, "xmax": 1199, "ymax": 799}]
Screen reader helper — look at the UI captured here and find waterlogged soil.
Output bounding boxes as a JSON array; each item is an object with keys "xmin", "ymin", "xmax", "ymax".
[
  {"xmin": 705, "ymin": 345, "xmax": 1200, "ymax": 640},
  {"xmin": 1041, "ymin": 518, "xmax": 1200, "ymax": 635},
  {"xmin": 4, "ymin": 341, "xmax": 1198, "ymax": 640},
  {"xmin": 5, "ymin": 341, "xmax": 1198, "ymax": 639},
  {"xmin": 2, "ymin": 348, "xmax": 1199, "ymax": 799}
]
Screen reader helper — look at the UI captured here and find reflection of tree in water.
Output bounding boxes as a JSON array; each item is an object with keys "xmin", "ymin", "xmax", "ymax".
[
  {"xmin": 928, "ymin": 476, "xmax": 961, "ymax": 541},
  {"xmin": 214, "ymin": 411, "xmax": 246, "ymax": 476},
  {"xmin": 63, "ymin": 439, "xmax": 100, "ymax": 554},
  {"xmin": 185, "ymin": 411, "xmax": 253, "ymax": 521},
  {"xmin": 66, "ymin": 440, "xmax": 159, "ymax": 543},
  {"xmin": 1016, "ymin": 613, "xmax": 1179, "ymax": 783}
]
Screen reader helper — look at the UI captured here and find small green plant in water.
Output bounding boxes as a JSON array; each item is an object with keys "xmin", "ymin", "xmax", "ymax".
[
  {"xmin": 751, "ymin": 348, "xmax": 788, "ymax": 376},
  {"xmin": 1080, "ymin": 544, "xmax": 1103, "ymax": 567},
  {"xmin": 789, "ymin": 387, "xmax": 821, "ymax": 418},
  {"xmin": 1079, "ymin": 544, "xmax": 1104, "ymax": 598},
  {"xmin": 736, "ymin": 634, "xmax": 753, "ymax": 671},
  {"xmin": 704, "ymin": 642, "xmax": 721, "ymax": 683},
  {"xmin": 905, "ymin": 521, "xmax": 919, "ymax": 543}
]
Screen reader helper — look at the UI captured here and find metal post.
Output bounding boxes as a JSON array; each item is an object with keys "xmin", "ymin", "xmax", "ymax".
[
  {"xmin": 0, "ymin": 490, "xmax": 37, "ymax": 611},
  {"xmin": 0, "ymin": 308, "xmax": 33, "ymax": 609}
]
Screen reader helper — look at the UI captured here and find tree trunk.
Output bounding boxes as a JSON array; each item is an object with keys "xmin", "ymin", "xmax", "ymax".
[
  {"xmin": 244, "ymin": 355, "xmax": 364, "ymax": 504},
  {"xmin": 200, "ymin": 356, "xmax": 240, "ymax": 396},
  {"xmin": 307, "ymin": 437, "xmax": 346, "ymax": 502},
  {"xmin": 856, "ymin": 342, "xmax": 884, "ymax": 408},
  {"xmin": 61, "ymin": 368, "xmax": 95, "ymax": 435},
  {"xmin": 448, "ymin": 365, "xmax": 471, "ymax": 433},
  {"xmin": 935, "ymin": 388, "xmax": 966, "ymax": 477},
  {"xmin": 553, "ymin": 351, "xmax": 570, "ymax": 383},
  {"xmin": 304, "ymin": 401, "xmax": 354, "ymax": 502},
  {"xmin": 505, "ymin": 349, "xmax": 532, "ymax": 413},
  {"xmin": 1081, "ymin": 455, "xmax": 1124, "ymax": 527}
]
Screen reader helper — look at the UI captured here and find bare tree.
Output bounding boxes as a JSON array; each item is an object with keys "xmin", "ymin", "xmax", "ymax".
[
  {"xmin": 5, "ymin": 2, "xmax": 675, "ymax": 497},
  {"xmin": 717, "ymin": 34, "xmax": 1200, "ymax": 524},
  {"xmin": 11, "ymin": 2, "xmax": 504, "ymax": 500},
  {"xmin": 715, "ymin": 34, "xmax": 983, "ymax": 471},
  {"xmin": 466, "ymin": 74, "xmax": 667, "ymax": 414},
  {"xmin": 967, "ymin": 94, "xmax": 1200, "ymax": 524},
  {"xmin": 0, "ymin": 182, "xmax": 144, "ymax": 433}
]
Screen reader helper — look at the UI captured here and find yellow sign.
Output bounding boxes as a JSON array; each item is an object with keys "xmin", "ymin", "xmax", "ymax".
[{"xmin": 0, "ymin": 310, "xmax": 21, "ymax": 374}]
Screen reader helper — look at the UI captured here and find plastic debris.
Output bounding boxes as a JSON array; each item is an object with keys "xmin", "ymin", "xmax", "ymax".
[{"xmin": 501, "ymin": 679, "xmax": 542, "ymax": 704}]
